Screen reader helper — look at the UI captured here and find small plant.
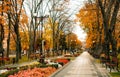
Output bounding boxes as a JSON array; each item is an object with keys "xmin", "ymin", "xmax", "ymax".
[{"xmin": 19, "ymin": 55, "xmax": 29, "ymax": 63}]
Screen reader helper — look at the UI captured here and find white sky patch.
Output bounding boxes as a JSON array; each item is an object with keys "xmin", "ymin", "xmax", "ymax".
[
  {"xmin": 73, "ymin": 24, "xmax": 87, "ymax": 42},
  {"xmin": 69, "ymin": 0, "xmax": 87, "ymax": 42},
  {"xmin": 68, "ymin": 0, "xmax": 86, "ymax": 13}
]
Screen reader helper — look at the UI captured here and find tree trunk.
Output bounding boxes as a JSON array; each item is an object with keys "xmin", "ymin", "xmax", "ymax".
[
  {"xmin": 97, "ymin": 0, "xmax": 111, "ymax": 56},
  {"xmin": 0, "ymin": 0, "xmax": 4, "ymax": 64},
  {"xmin": 109, "ymin": 0, "xmax": 120, "ymax": 55},
  {"xmin": 6, "ymin": 13, "xmax": 11, "ymax": 58},
  {"xmin": 14, "ymin": 19, "xmax": 22, "ymax": 62},
  {"xmin": 97, "ymin": 0, "xmax": 119, "ymax": 56},
  {"xmin": 28, "ymin": 31, "xmax": 33, "ymax": 59},
  {"xmin": 0, "ymin": 24, "xmax": 4, "ymax": 64}
]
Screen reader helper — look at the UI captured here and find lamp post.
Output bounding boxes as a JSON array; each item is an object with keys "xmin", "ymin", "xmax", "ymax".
[
  {"xmin": 42, "ymin": 40, "xmax": 45, "ymax": 55},
  {"xmin": 70, "ymin": 40, "xmax": 73, "ymax": 50},
  {"xmin": 74, "ymin": 40, "xmax": 76, "ymax": 51},
  {"xmin": 33, "ymin": 13, "xmax": 37, "ymax": 53},
  {"xmin": 92, "ymin": 40, "xmax": 96, "ymax": 51},
  {"xmin": 35, "ymin": 15, "xmax": 49, "ymax": 55}
]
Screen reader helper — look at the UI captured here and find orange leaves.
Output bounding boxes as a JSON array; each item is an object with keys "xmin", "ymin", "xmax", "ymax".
[
  {"xmin": 20, "ymin": 31, "xmax": 29, "ymax": 50},
  {"xmin": 17, "ymin": 0, "xmax": 22, "ymax": 4},
  {"xmin": 0, "ymin": 1, "xmax": 11, "ymax": 13},
  {"xmin": 0, "ymin": 1, "xmax": 11, "ymax": 25},
  {"xmin": 0, "ymin": 16, "xmax": 5, "ymax": 25},
  {"xmin": 4, "ymin": 1, "xmax": 11, "ymax": 11},
  {"xmin": 76, "ymin": 3, "xmax": 103, "ymax": 49},
  {"xmin": 117, "ymin": 39, "xmax": 120, "ymax": 48},
  {"xmin": 20, "ymin": 14, "xmax": 28, "ymax": 25}
]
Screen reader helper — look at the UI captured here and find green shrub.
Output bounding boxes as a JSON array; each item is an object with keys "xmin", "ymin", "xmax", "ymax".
[
  {"xmin": 19, "ymin": 55, "xmax": 29, "ymax": 63},
  {"xmin": 36, "ymin": 64, "xmax": 58, "ymax": 69},
  {"xmin": 110, "ymin": 72, "xmax": 120, "ymax": 77},
  {"xmin": 0, "ymin": 69, "xmax": 19, "ymax": 77},
  {"xmin": 117, "ymin": 54, "xmax": 120, "ymax": 69},
  {"xmin": 51, "ymin": 64, "xmax": 58, "ymax": 69}
]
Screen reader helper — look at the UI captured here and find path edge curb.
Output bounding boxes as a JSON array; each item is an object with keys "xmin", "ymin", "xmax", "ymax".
[{"xmin": 49, "ymin": 61, "xmax": 72, "ymax": 77}]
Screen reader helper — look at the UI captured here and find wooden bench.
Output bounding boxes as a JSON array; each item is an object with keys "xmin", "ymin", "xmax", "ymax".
[
  {"xmin": 105, "ymin": 57, "xmax": 119, "ymax": 72},
  {"xmin": 100, "ymin": 55, "xmax": 110, "ymax": 65}
]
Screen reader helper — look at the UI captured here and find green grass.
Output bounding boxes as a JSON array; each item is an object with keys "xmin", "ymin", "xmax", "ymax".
[
  {"xmin": 110, "ymin": 72, "xmax": 120, "ymax": 77},
  {"xmin": 18, "ymin": 55, "xmax": 30, "ymax": 63}
]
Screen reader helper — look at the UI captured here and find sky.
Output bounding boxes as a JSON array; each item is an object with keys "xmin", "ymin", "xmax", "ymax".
[
  {"xmin": 73, "ymin": 22, "xmax": 87, "ymax": 42},
  {"xmin": 69, "ymin": 0, "xmax": 87, "ymax": 42},
  {"xmin": 24, "ymin": 0, "xmax": 87, "ymax": 42}
]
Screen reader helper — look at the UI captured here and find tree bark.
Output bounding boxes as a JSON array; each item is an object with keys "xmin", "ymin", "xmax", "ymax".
[
  {"xmin": 7, "ymin": 13, "xmax": 11, "ymax": 58},
  {"xmin": 109, "ymin": 0, "xmax": 120, "ymax": 55},
  {"xmin": 0, "ymin": 0, "xmax": 5, "ymax": 64},
  {"xmin": 97, "ymin": 0, "xmax": 119, "ymax": 56}
]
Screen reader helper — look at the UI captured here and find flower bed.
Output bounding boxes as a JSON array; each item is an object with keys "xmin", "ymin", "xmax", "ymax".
[
  {"xmin": 8, "ymin": 67, "xmax": 56, "ymax": 77},
  {"xmin": 0, "ymin": 63, "xmax": 58, "ymax": 77},
  {"xmin": 55, "ymin": 58, "xmax": 69, "ymax": 65}
]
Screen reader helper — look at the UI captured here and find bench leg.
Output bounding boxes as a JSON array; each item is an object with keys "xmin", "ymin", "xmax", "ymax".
[
  {"xmin": 105, "ymin": 64, "xmax": 107, "ymax": 69},
  {"xmin": 108, "ymin": 66, "xmax": 111, "ymax": 72}
]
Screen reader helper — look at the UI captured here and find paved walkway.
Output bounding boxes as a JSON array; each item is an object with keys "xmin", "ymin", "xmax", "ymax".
[{"xmin": 50, "ymin": 51, "xmax": 111, "ymax": 77}]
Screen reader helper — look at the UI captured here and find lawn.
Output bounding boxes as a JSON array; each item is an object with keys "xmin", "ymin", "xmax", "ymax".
[{"xmin": 110, "ymin": 72, "xmax": 120, "ymax": 77}]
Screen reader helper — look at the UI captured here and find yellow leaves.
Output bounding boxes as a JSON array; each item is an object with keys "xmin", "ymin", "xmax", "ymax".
[
  {"xmin": 43, "ymin": 23, "xmax": 53, "ymax": 49},
  {"xmin": 17, "ymin": 0, "xmax": 22, "ymax": 4},
  {"xmin": 117, "ymin": 39, "xmax": 120, "ymax": 48},
  {"xmin": 10, "ymin": 35, "xmax": 16, "ymax": 51},
  {"xmin": 20, "ymin": 31, "xmax": 29, "ymax": 50},
  {"xmin": 115, "ymin": 22, "xmax": 120, "ymax": 49},
  {"xmin": 76, "ymin": 3, "xmax": 102, "ymax": 49},
  {"xmin": 76, "ymin": 3, "xmax": 97, "ymax": 28}
]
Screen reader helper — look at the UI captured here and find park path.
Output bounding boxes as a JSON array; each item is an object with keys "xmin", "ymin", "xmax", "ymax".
[{"xmin": 50, "ymin": 51, "xmax": 111, "ymax": 77}]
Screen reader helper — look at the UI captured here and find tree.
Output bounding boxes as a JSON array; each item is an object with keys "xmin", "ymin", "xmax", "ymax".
[
  {"xmin": 0, "ymin": 0, "xmax": 5, "ymax": 64},
  {"xmin": 77, "ymin": 0, "xmax": 120, "ymax": 56},
  {"xmin": 76, "ymin": 2, "xmax": 101, "ymax": 53},
  {"xmin": 5, "ymin": 0, "xmax": 25, "ymax": 62},
  {"xmin": 97, "ymin": 0, "xmax": 120, "ymax": 56},
  {"xmin": 48, "ymin": 0, "xmax": 79, "ymax": 56}
]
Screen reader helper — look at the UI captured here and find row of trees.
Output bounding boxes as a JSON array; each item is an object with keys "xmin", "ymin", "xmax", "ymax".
[
  {"xmin": 77, "ymin": 0, "xmax": 120, "ymax": 56},
  {"xmin": 0, "ymin": 0, "xmax": 82, "ymax": 63}
]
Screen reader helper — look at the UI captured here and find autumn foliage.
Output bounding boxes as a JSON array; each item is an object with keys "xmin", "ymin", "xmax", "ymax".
[
  {"xmin": 76, "ymin": 1, "xmax": 120, "ymax": 55},
  {"xmin": 8, "ymin": 67, "xmax": 56, "ymax": 77}
]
